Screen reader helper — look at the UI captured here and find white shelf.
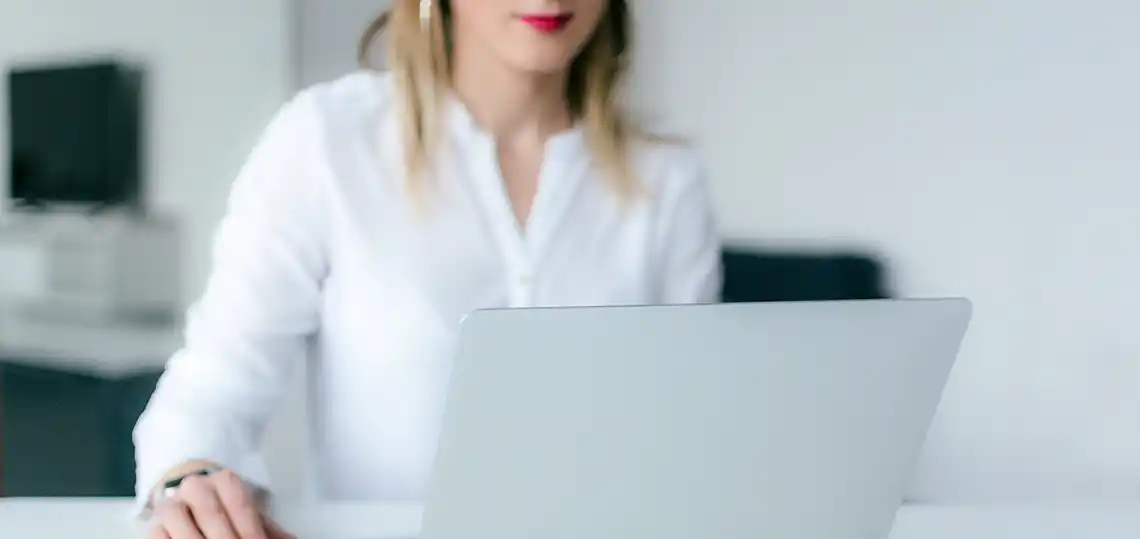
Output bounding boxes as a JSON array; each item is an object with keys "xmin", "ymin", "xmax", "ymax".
[{"xmin": 0, "ymin": 310, "xmax": 179, "ymax": 378}]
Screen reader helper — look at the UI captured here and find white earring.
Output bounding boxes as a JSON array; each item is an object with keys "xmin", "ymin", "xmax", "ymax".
[{"xmin": 420, "ymin": 0, "xmax": 433, "ymax": 31}]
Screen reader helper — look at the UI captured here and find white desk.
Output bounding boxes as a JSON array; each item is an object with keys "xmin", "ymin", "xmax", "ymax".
[
  {"xmin": 0, "ymin": 500, "xmax": 422, "ymax": 539},
  {"xmin": 1, "ymin": 500, "xmax": 1138, "ymax": 539}
]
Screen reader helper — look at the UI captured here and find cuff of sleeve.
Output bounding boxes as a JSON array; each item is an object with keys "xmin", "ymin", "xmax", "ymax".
[{"xmin": 132, "ymin": 444, "xmax": 271, "ymax": 520}]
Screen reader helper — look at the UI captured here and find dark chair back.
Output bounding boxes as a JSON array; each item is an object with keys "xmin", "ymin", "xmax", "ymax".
[{"xmin": 721, "ymin": 247, "xmax": 889, "ymax": 303}]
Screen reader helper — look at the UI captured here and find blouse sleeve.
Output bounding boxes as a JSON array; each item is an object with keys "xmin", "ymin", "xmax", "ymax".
[
  {"xmin": 656, "ymin": 148, "xmax": 724, "ymax": 304},
  {"xmin": 132, "ymin": 90, "xmax": 329, "ymax": 511}
]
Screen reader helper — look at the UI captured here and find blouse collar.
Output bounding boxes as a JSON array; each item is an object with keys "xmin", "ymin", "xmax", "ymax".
[{"xmin": 445, "ymin": 95, "xmax": 586, "ymax": 160}]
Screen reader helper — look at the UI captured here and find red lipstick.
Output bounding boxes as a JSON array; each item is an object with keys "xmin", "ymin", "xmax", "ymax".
[{"xmin": 519, "ymin": 14, "xmax": 573, "ymax": 34}]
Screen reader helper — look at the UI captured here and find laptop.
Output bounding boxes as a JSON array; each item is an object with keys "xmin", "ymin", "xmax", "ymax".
[{"xmin": 419, "ymin": 299, "xmax": 972, "ymax": 539}]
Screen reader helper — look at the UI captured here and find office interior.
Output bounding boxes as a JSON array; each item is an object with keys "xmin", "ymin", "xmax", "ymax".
[{"xmin": 0, "ymin": 0, "xmax": 1137, "ymax": 536}]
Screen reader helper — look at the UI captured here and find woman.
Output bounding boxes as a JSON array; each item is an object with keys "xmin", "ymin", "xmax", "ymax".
[{"xmin": 135, "ymin": 0, "xmax": 721, "ymax": 537}]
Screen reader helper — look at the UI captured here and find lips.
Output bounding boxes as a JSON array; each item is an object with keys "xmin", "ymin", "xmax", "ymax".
[{"xmin": 519, "ymin": 14, "xmax": 574, "ymax": 33}]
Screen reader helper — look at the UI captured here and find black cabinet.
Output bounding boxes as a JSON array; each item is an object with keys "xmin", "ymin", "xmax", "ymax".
[{"xmin": 0, "ymin": 363, "xmax": 161, "ymax": 497}]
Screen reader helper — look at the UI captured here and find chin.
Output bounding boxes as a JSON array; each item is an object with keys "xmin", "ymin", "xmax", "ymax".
[{"xmin": 511, "ymin": 53, "xmax": 578, "ymax": 75}]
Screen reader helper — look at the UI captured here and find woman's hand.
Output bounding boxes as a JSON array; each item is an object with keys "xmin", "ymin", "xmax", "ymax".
[{"xmin": 148, "ymin": 469, "xmax": 294, "ymax": 539}]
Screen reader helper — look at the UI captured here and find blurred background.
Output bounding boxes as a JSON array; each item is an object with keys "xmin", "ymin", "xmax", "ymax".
[{"xmin": 0, "ymin": 0, "xmax": 1137, "ymax": 506}]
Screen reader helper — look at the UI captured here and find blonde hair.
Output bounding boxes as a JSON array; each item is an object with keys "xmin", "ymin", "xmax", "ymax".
[{"xmin": 359, "ymin": 0, "xmax": 641, "ymax": 200}]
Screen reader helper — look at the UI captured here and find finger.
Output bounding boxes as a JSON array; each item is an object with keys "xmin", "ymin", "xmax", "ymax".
[
  {"xmin": 178, "ymin": 474, "xmax": 239, "ymax": 539},
  {"xmin": 149, "ymin": 523, "xmax": 173, "ymax": 539},
  {"xmin": 213, "ymin": 470, "xmax": 268, "ymax": 539},
  {"xmin": 263, "ymin": 518, "xmax": 297, "ymax": 539},
  {"xmin": 154, "ymin": 501, "xmax": 204, "ymax": 539}
]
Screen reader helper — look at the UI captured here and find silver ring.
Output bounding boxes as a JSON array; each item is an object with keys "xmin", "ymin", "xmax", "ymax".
[{"xmin": 420, "ymin": 0, "xmax": 433, "ymax": 31}]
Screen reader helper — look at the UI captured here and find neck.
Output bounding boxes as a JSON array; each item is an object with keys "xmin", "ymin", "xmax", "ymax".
[{"xmin": 450, "ymin": 39, "xmax": 572, "ymax": 148}]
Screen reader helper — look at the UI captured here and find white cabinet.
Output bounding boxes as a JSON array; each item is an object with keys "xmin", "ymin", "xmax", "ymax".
[{"xmin": 0, "ymin": 211, "xmax": 181, "ymax": 324}]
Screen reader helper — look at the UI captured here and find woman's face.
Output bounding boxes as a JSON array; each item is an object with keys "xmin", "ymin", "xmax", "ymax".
[{"xmin": 449, "ymin": 0, "xmax": 609, "ymax": 75}]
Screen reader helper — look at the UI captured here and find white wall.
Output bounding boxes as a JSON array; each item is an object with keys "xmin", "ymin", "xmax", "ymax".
[
  {"xmin": 642, "ymin": 0, "xmax": 1140, "ymax": 501},
  {"xmin": 0, "ymin": 0, "xmax": 294, "ymax": 303},
  {"xmin": 297, "ymin": 0, "xmax": 388, "ymax": 88}
]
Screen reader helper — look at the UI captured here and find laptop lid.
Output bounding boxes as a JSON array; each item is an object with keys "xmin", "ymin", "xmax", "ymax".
[{"xmin": 420, "ymin": 299, "xmax": 971, "ymax": 539}]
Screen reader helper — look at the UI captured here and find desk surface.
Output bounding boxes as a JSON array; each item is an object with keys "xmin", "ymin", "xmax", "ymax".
[
  {"xmin": 0, "ymin": 499, "xmax": 423, "ymax": 539},
  {"xmin": 1, "ymin": 499, "xmax": 1138, "ymax": 539}
]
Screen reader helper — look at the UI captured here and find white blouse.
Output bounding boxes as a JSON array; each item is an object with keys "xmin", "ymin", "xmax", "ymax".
[{"xmin": 133, "ymin": 71, "xmax": 722, "ymax": 505}]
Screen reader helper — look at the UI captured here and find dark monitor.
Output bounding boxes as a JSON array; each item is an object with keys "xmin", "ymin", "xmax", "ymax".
[{"xmin": 7, "ymin": 60, "xmax": 143, "ymax": 208}]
